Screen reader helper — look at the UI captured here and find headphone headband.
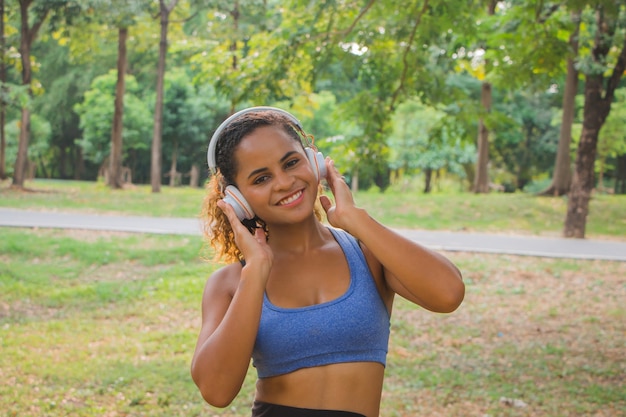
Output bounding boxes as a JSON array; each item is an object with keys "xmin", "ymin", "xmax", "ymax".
[{"xmin": 207, "ymin": 106, "xmax": 303, "ymax": 174}]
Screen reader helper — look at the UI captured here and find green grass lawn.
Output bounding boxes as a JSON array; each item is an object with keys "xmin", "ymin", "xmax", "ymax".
[{"xmin": 1, "ymin": 179, "xmax": 625, "ymax": 416}]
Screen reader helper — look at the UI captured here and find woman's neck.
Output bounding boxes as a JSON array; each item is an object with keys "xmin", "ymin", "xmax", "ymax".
[{"xmin": 267, "ymin": 217, "xmax": 330, "ymax": 255}]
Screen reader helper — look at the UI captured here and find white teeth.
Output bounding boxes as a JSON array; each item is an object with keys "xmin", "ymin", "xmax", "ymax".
[{"xmin": 278, "ymin": 190, "xmax": 302, "ymax": 205}]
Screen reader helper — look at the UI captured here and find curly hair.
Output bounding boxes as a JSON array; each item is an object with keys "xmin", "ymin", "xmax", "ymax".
[{"xmin": 200, "ymin": 109, "xmax": 323, "ymax": 264}]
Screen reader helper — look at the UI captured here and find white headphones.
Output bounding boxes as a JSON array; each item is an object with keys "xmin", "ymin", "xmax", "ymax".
[{"xmin": 207, "ymin": 106, "xmax": 327, "ymax": 221}]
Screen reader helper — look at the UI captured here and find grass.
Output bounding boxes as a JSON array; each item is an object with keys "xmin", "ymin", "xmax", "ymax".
[{"xmin": 1, "ymin": 179, "xmax": 626, "ymax": 416}]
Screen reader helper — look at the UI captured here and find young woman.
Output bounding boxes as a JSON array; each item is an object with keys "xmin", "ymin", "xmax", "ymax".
[{"xmin": 191, "ymin": 107, "xmax": 464, "ymax": 417}]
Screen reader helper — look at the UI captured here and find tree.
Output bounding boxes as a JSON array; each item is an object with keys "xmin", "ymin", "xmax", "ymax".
[
  {"xmin": 79, "ymin": 0, "xmax": 149, "ymax": 188},
  {"xmin": 74, "ymin": 70, "xmax": 152, "ymax": 179},
  {"xmin": 564, "ymin": 3, "xmax": 626, "ymax": 238},
  {"xmin": 540, "ymin": 12, "xmax": 581, "ymax": 196},
  {"xmin": 161, "ymin": 70, "xmax": 227, "ymax": 186},
  {"xmin": 473, "ymin": 0, "xmax": 497, "ymax": 194},
  {"xmin": 32, "ymin": 35, "xmax": 94, "ymax": 180},
  {"xmin": 108, "ymin": 26, "xmax": 128, "ymax": 188},
  {"xmin": 9, "ymin": 0, "xmax": 83, "ymax": 187},
  {"xmin": 188, "ymin": 1, "xmax": 291, "ymax": 110},
  {"xmin": 0, "ymin": 0, "xmax": 6, "ymax": 180},
  {"xmin": 279, "ymin": 0, "xmax": 482, "ymax": 190},
  {"xmin": 150, "ymin": 0, "xmax": 179, "ymax": 193},
  {"xmin": 492, "ymin": 89, "xmax": 560, "ymax": 191},
  {"xmin": 11, "ymin": 0, "xmax": 50, "ymax": 188}
]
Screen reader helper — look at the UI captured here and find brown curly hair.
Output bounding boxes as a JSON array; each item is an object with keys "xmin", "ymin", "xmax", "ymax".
[{"xmin": 200, "ymin": 109, "xmax": 324, "ymax": 264}]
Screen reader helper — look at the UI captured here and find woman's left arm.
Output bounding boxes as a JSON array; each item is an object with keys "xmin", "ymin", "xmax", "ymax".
[{"xmin": 320, "ymin": 159, "xmax": 464, "ymax": 313}]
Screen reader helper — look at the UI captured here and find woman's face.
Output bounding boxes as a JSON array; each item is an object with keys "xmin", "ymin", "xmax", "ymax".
[{"xmin": 233, "ymin": 125, "xmax": 319, "ymax": 225}]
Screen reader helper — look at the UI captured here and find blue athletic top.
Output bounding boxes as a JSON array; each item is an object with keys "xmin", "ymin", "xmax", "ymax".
[{"xmin": 251, "ymin": 228, "xmax": 391, "ymax": 378}]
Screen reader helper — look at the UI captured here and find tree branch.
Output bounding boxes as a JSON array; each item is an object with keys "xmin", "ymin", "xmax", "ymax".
[
  {"xmin": 27, "ymin": 9, "xmax": 50, "ymax": 46},
  {"xmin": 307, "ymin": 0, "xmax": 377, "ymax": 41},
  {"xmin": 389, "ymin": 0, "xmax": 430, "ymax": 111},
  {"xmin": 335, "ymin": 0, "xmax": 376, "ymax": 38}
]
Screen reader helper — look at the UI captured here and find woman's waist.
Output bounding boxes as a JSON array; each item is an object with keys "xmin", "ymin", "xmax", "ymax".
[{"xmin": 255, "ymin": 362, "xmax": 384, "ymax": 417}]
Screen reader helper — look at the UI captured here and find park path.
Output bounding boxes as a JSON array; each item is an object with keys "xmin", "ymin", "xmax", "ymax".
[{"xmin": 0, "ymin": 207, "xmax": 625, "ymax": 261}]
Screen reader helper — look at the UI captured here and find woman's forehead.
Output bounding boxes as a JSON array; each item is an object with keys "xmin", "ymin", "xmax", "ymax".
[{"xmin": 237, "ymin": 125, "xmax": 301, "ymax": 154}]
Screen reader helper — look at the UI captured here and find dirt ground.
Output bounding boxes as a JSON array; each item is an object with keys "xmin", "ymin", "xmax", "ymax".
[{"xmin": 381, "ymin": 252, "xmax": 626, "ymax": 417}]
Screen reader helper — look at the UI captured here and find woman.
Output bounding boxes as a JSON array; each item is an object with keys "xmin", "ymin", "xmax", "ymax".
[{"xmin": 191, "ymin": 107, "xmax": 464, "ymax": 417}]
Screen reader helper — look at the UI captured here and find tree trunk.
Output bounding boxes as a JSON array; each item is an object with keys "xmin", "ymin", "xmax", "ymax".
[
  {"xmin": 109, "ymin": 27, "xmax": 128, "ymax": 189},
  {"xmin": 74, "ymin": 145, "xmax": 84, "ymax": 180},
  {"xmin": 168, "ymin": 141, "xmax": 178, "ymax": 187},
  {"xmin": 564, "ymin": 24, "xmax": 626, "ymax": 238},
  {"xmin": 423, "ymin": 168, "xmax": 432, "ymax": 193},
  {"xmin": 11, "ymin": 1, "xmax": 49, "ymax": 188},
  {"xmin": 614, "ymin": 154, "xmax": 626, "ymax": 194},
  {"xmin": 189, "ymin": 164, "xmax": 199, "ymax": 187},
  {"xmin": 13, "ymin": 1, "xmax": 34, "ymax": 187},
  {"xmin": 0, "ymin": 0, "xmax": 6, "ymax": 180},
  {"xmin": 563, "ymin": 79, "xmax": 602, "ymax": 238},
  {"xmin": 13, "ymin": 107, "xmax": 31, "ymax": 186},
  {"xmin": 473, "ymin": 0, "xmax": 496, "ymax": 194},
  {"xmin": 540, "ymin": 14, "xmax": 580, "ymax": 197},
  {"xmin": 473, "ymin": 81, "xmax": 491, "ymax": 193},
  {"xmin": 150, "ymin": 0, "xmax": 178, "ymax": 193}
]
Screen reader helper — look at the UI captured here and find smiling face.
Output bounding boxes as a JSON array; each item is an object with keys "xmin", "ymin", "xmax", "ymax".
[{"xmin": 233, "ymin": 125, "xmax": 319, "ymax": 225}]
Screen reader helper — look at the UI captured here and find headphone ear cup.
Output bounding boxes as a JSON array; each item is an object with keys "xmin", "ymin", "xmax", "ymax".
[
  {"xmin": 305, "ymin": 147, "xmax": 327, "ymax": 181},
  {"xmin": 223, "ymin": 185, "xmax": 255, "ymax": 221}
]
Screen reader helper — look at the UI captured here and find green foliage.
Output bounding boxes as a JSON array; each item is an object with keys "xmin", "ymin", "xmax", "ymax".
[
  {"xmin": 389, "ymin": 98, "xmax": 476, "ymax": 179},
  {"xmin": 74, "ymin": 70, "xmax": 153, "ymax": 165},
  {"xmin": 484, "ymin": 0, "xmax": 575, "ymax": 89},
  {"xmin": 188, "ymin": 1, "xmax": 305, "ymax": 105},
  {"xmin": 597, "ymin": 88, "xmax": 626, "ymax": 180},
  {"xmin": 4, "ymin": 114, "xmax": 52, "ymax": 176},
  {"xmin": 491, "ymin": 89, "xmax": 560, "ymax": 190},
  {"xmin": 2, "ymin": 0, "xmax": 625, "ymax": 205},
  {"xmin": 31, "ymin": 37, "xmax": 96, "ymax": 178},
  {"xmin": 575, "ymin": 3, "xmax": 626, "ymax": 76},
  {"xmin": 161, "ymin": 69, "xmax": 229, "ymax": 177}
]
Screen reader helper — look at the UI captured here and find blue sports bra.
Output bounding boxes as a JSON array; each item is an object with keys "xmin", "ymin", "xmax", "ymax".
[{"xmin": 251, "ymin": 228, "xmax": 391, "ymax": 378}]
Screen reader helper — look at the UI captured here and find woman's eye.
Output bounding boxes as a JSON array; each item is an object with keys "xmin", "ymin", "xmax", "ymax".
[
  {"xmin": 253, "ymin": 175, "xmax": 270, "ymax": 184},
  {"xmin": 285, "ymin": 158, "xmax": 299, "ymax": 169}
]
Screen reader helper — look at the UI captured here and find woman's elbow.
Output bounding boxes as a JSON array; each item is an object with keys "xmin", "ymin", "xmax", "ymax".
[
  {"xmin": 201, "ymin": 390, "xmax": 237, "ymax": 409},
  {"xmin": 190, "ymin": 367, "xmax": 238, "ymax": 408},
  {"xmin": 439, "ymin": 277, "xmax": 465, "ymax": 313}
]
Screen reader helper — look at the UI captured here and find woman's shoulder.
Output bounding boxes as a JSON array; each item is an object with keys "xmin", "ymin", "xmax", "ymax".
[{"xmin": 202, "ymin": 261, "xmax": 244, "ymax": 299}]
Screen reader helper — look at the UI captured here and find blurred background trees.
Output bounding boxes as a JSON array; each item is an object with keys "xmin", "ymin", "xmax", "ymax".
[{"xmin": 1, "ymin": 0, "xmax": 625, "ymax": 238}]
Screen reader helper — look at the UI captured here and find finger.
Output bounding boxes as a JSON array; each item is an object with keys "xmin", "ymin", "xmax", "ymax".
[
  {"xmin": 319, "ymin": 195, "xmax": 332, "ymax": 213},
  {"xmin": 253, "ymin": 227, "xmax": 266, "ymax": 244},
  {"xmin": 218, "ymin": 200, "xmax": 248, "ymax": 234},
  {"xmin": 326, "ymin": 157, "xmax": 339, "ymax": 180},
  {"xmin": 217, "ymin": 200, "xmax": 236, "ymax": 223}
]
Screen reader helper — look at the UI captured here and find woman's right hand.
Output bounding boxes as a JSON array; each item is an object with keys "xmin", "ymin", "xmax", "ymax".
[{"xmin": 218, "ymin": 200, "xmax": 273, "ymax": 276}]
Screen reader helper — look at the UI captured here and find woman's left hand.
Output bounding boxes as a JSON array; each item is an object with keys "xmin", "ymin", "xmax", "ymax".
[{"xmin": 319, "ymin": 158, "xmax": 361, "ymax": 232}]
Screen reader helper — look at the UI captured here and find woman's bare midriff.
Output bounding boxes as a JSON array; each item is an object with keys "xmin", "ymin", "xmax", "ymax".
[{"xmin": 255, "ymin": 361, "xmax": 385, "ymax": 417}]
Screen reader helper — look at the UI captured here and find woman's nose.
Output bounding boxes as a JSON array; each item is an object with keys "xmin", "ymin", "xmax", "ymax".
[{"xmin": 273, "ymin": 170, "xmax": 295, "ymax": 190}]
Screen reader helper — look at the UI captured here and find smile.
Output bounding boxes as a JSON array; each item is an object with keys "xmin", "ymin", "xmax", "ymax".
[{"xmin": 277, "ymin": 190, "xmax": 303, "ymax": 206}]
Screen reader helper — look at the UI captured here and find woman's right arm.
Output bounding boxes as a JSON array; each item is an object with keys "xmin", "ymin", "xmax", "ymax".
[
  {"xmin": 191, "ymin": 202, "xmax": 273, "ymax": 407},
  {"xmin": 190, "ymin": 260, "xmax": 268, "ymax": 407}
]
